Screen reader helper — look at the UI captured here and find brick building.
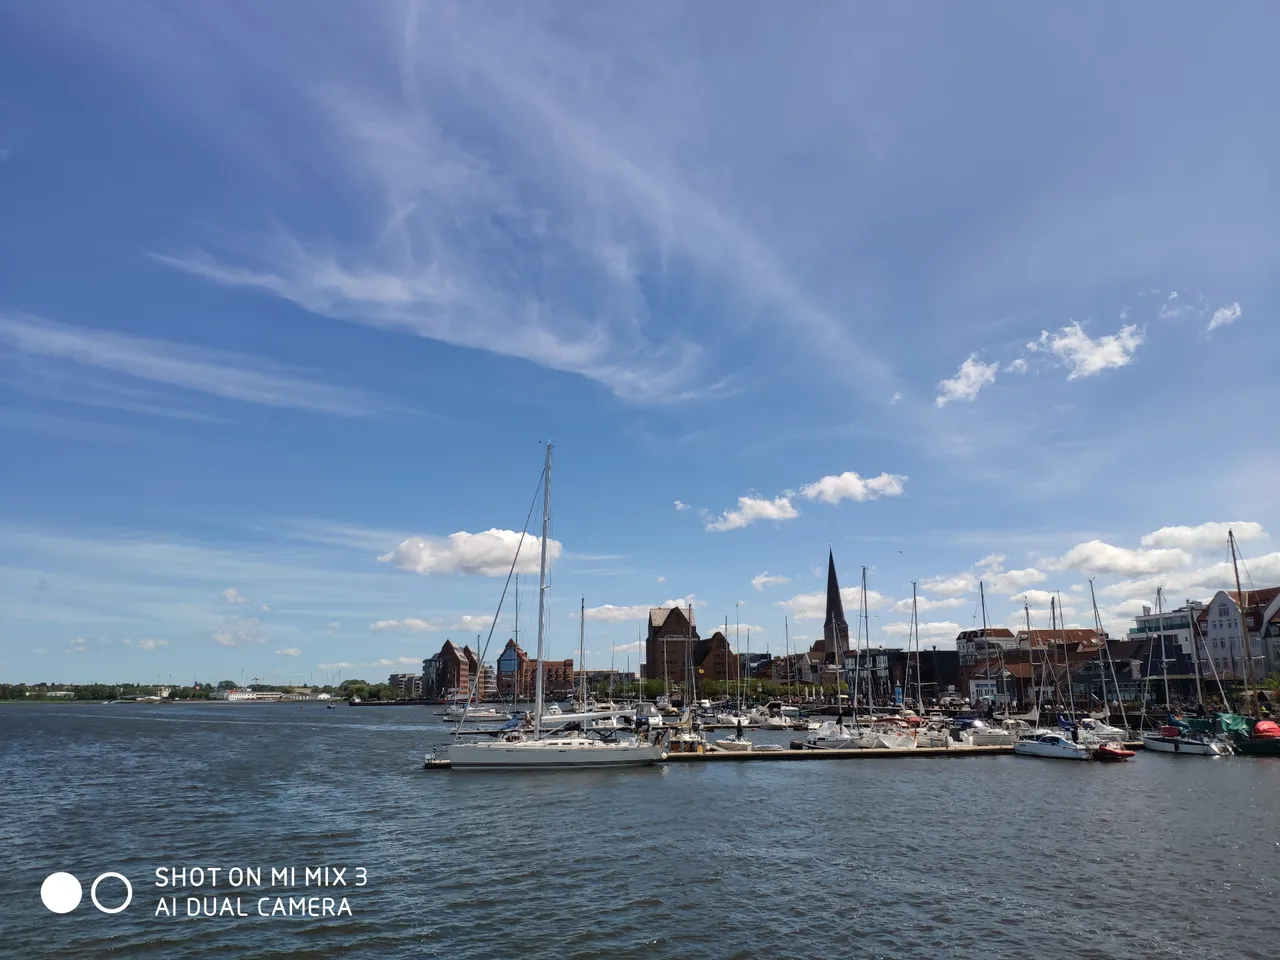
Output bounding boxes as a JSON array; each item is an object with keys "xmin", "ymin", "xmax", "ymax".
[
  {"xmin": 643, "ymin": 606, "xmax": 699, "ymax": 682},
  {"xmin": 422, "ymin": 639, "xmax": 484, "ymax": 699},
  {"xmin": 519, "ymin": 658, "xmax": 575, "ymax": 696}
]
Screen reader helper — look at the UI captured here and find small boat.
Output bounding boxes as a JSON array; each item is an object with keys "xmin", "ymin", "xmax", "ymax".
[
  {"xmin": 444, "ymin": 704, "xmax": 512, "ymax": 722},
  {"xmin": 800, "ymin": 720, "xmax": 865, "ymax": 750},
  {"xmin": 1141, "ymin": 725, "xmax": 1229, "ymax": 756},
  {"xmin": 956, "ymin": 718, "xmax": 1020, "ymax": 746},
  {"xmin": 1091, "ymin": 742, "xmax": 1135, "ymax": 762},
  {"xmin": 1012, "ymin": 733, "xmax": 1091, "ymax": 760},
  {"xmin": 1077, "ymin": 717, "xmax": 1128, "ymax": 742},
  {"xmin": 714, "ymin": 737, "xmax": 754, "ymax": 752}
]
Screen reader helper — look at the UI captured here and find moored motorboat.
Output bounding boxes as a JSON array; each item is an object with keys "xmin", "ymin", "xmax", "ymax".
[{"xmin": 1012, "ymin": 733, "xmax": 1091, "ymax": 760}]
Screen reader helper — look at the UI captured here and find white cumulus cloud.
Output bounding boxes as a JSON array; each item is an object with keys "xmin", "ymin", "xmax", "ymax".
[
  {"xmin": 918, "ymin": 573, "xmax": 976, "ymax": 598},
  {"xmin": 779, "ymin": 586, "xmax": 884, "ymax": 621},
  {"xmin": 674, "ymin": 500, "xmax": 690, "ymax": 511},
  {"xmin": 1048, "ymin": 540, "xmax": 1190, "ymax": 577},
  {"xmin": 1141, "ymin": 521, "xmax": 1264, "ymax": 552},
  {"xmin": 378, "ymin": 529, "xmax": 562, "ymax": 577},
  {"xmin": 890, "ymin": 595, "xmax": 966, "ymax": 614},
  {"xmin": 1033, "ymin": 321, "xmax": 1143, "ymax": 379},
  {"xmin": 882, "ymin": 621, "xmax": 961, "ymax": 642},
  {"xmin": 705, "ymin": 495, "xmax": 798, "ymax": 532},
  {"xmin": 371, "ymin": 656, "xmax": 423, "ymax": 668},
  {"xmin": 275, "ymin": 647, "xmax": 301, "ymax": 656},
  {"xmin": 751, "ymin": 572, "xmax": 790, "ymax": 592},
  {"xmin": 585, "ymin": 596, "xmax": 701, "ymax": 623},
  {"xmin": 935, "ymin": 355, "xmax": 997, "ymax": 407},
  {"xmin": 799, "ymin": 470, "xmax": 907, "ymax": 505},
  {"xmin": 1206, "ymin": 302, "xmax": 1242, "ymax": 333},
  {"xmin": 221, "ymin": 588, "xmax": 249, "ymax": 605},
  {"xmin": 1100, "ymin": 551, "xmax": 1280, "ymax": 600},
  {"xmin": 450, "ymin": 614, "xmax": 495, "ymax": 635}
]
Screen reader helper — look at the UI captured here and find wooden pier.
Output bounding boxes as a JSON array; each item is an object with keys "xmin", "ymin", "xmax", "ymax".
[{"xmin": 423, "ymin": 741, "xmax": 1146, "ymax": 769}]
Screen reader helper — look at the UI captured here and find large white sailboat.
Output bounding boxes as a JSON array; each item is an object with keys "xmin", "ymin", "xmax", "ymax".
[{"xmin": 446, "ymin": 444, "xmax": 665, "ymax": 771}]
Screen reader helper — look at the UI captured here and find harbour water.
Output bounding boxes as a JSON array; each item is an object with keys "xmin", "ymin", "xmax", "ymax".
[{"xmin": 4, "ymin": 702, "xmax": 1280, "ymax": 959}]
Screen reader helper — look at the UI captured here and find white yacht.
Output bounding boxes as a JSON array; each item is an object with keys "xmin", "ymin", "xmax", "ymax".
[
  {"xmin": 440, "ymin": 445, "xmax": 664, "ymax": 772},
  {"xmin": 1012, "ymin": 733, "xmax": 1091, "ymax": 760},
  {"xmin": 444, "ymin": 703, "xmax": 511, "ymax": 722},
  {"xmin": 958, "ymin": 718, "xmax": 1026, "ymax": 746},
  {"xmin": 449, "ymin": 731, "xmax": 664, "ymax": 768}
]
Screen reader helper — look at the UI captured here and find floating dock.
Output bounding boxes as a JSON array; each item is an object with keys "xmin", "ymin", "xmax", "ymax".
[{"xmin": 424, "ymin": 741, "xmax": 1147, "ymax": 769}]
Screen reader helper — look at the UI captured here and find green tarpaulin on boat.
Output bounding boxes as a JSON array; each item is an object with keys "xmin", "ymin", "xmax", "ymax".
[{"xmin": 1184, "ymin": 713, "xmax": 1251, "ymax": 736}]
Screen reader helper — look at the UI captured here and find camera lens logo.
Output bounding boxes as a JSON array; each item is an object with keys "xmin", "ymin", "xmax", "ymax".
[{"xmin": 41, "ymin": 872, "xmax": 132, "ymax": 914}]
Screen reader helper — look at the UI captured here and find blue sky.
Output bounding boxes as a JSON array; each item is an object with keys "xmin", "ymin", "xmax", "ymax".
[{"xmin": 3, "ymin": 2, "xmax": 1278, "ymax": 685}]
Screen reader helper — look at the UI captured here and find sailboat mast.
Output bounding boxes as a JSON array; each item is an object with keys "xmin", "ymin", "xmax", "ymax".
[
  {"xmin": 1186, "ymin": 595, "xmax": 1204, "ymax": 708},
  {"xmin": 784, "ymin": 615, "xmax": 794, "ymax": 701},
  {"xmin": 513, "ymin": 574, "xmax": 520, "ymax": 702},
  {"xmin": 532, "ymin": 442, "xmax": 552, "ymax": 740},
  {"xmin": 1229, "ymin": 529, "xmax": 1258, "ymax": 718},
  {"xmin": 1058, "ymin": 590, "xmax": 1077, "ymax": 718},
  {"xmin": 735, "ymin": 602, "xmax": 741, "ymax": 711},
  {"xmin": 912, "ymin": 581, "xmax": 923, "ymax": 711},
  {"xmin": 1089, "ymin": 578, "xmax": 1128, "ymax": 730},
  {"xmin": 1025, "ymin": 601, "xmax": 1037, "ymax": 713},
  {"xmin": 860, "ymin": 566, "xmax": 870, "ymax": 716},
  {"xmin": 1156, "ymin": 587, "xmax": 1170, "ymax": 711},
  {"xmin": 579, "ymin": 597, "xmax": 586, "ymax": 705}
]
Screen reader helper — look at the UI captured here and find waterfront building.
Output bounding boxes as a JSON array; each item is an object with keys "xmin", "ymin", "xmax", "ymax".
[
  {"xmin": 692, "ymin": 631, "xmax": 735, "ymax": 683},
  {"xmin": 1198, "ymin": 588, "xmax": 1280, "ymax": 680},
  {"xmin": 643, "ymin": 606, "xmax": 699, "ymax": 682},
  {"xmin": 422, "ymin": 639, "xmax": 483, "ymax": 699},
  {"xmin": 495, "ymin": 638, "xmax": 530, "ymax": 697},
  {"xmin": 518, "ymin": 658, "xmax": 575, "ymax": 697},
  {"xmin": 388, "ymin": 673, "xmax": 424, "ymax": 699}
]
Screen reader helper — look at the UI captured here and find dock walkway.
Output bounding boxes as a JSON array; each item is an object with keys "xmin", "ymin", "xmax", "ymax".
[{"xmin": 424, "ymin": 741, "xmax": 1146, "ymax": 769}]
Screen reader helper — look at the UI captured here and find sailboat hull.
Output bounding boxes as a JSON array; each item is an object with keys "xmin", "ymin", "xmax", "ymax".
[
  {"xmin": 448, "ymin": 737, "xmax": 664, "ymax": 769},
  {"xmin": 1141, "ymin": 735, "xmax": 1227, "ymax": 756}
]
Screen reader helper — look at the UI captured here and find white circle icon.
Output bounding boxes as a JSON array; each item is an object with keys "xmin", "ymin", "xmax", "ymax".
[
  {"xmin": 91, "ymin": 872, "xmax": 133, "ymax": 914},
  {"xmin": 41, "ymin": 872, "xmax": 83, "ymax": 914}
]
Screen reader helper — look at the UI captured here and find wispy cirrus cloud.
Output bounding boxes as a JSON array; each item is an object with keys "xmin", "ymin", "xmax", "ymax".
[
  {"xmin": 68, "ymin": 0, "xmax": 901, "ymax": 406},
  {"xmin": 0, "ymin": 312, "xmax": 387, "ymax": 417},
  {"xmin": 370, "ymin": 617, "xmax": 441, "ymax": 634}
]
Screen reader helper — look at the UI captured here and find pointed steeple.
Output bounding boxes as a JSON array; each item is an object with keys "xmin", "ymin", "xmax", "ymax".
[{"xmin": 823, "ymin": 550, "xmax": 849, "ymax": 660}]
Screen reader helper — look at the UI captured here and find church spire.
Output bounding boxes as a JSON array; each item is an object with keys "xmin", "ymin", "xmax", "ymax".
[{"xmin": 823, "ymin": 549, "xmax": 849, "ymax": 659}]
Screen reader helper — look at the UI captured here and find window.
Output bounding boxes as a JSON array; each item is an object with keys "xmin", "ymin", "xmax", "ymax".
[{"xmin": 1218, "ymin": 604, "xmax": 1229, "ymax": 617}]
